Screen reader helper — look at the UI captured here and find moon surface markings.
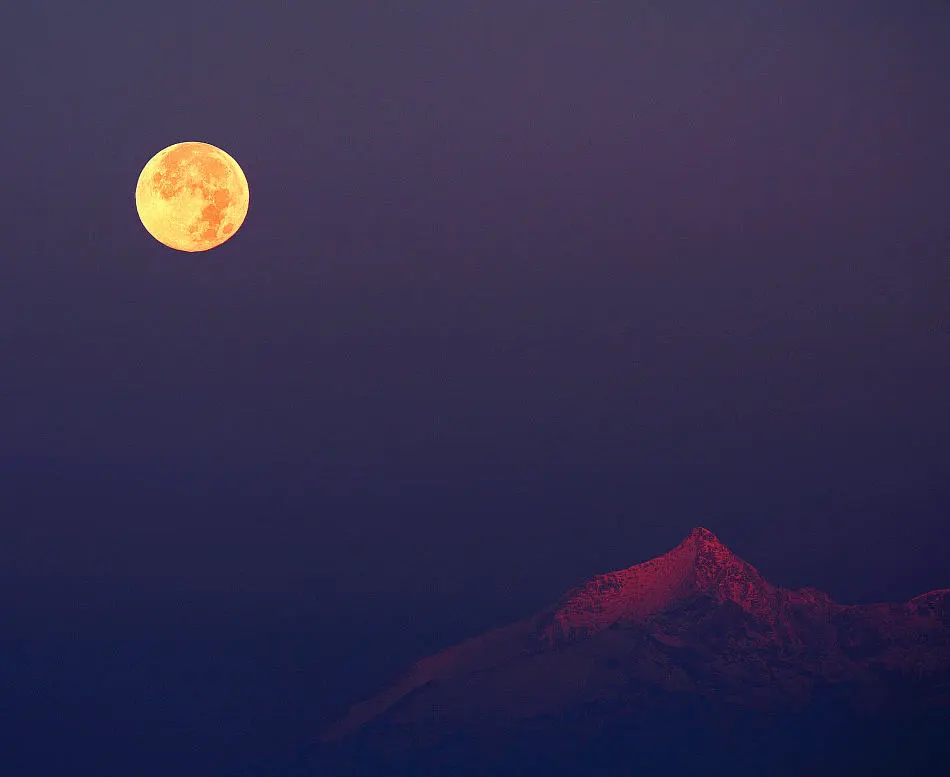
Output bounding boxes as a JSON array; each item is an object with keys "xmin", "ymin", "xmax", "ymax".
[{"xmin": 135, "ymin": 141, "xmax": 249, "ymax": 252}]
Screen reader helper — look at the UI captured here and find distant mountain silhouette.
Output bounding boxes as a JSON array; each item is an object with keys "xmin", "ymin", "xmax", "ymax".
[{"xmin": 293, "ymin": 528, "xmax": 950, "ymax": 776}]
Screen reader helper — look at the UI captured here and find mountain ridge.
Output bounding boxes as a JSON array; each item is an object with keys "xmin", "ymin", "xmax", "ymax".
[
  {"xmin": 324, "ymin": 528, "xmax": 950, "ymax": 745},
  {"xmin": 538, "ymin": 526, "xmax": 778, "ymax": 646}
]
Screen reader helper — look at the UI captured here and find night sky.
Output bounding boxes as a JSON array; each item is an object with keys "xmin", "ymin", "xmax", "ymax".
[{"xmin": 4, "ymin": 3, "xmax": 949, "ymax": 776}]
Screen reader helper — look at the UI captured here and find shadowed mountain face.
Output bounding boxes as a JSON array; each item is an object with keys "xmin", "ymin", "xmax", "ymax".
[{"xmin": 298, "ymin": 529, "xmax": 950, "ymax": 776}]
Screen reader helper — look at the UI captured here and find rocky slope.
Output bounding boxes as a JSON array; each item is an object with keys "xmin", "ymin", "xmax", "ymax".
[{"xmin": 308, "ymin": 528, "xmax": 950, "ymax": 776}]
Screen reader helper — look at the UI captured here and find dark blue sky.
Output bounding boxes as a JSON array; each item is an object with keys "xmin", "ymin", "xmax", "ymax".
[{"xmin": 3, "ymin": 3, "xmax": 949, "ymax": 775}]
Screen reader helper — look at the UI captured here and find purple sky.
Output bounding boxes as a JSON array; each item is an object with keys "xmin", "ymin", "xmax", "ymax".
[{"xmin": 3, "ymin": 3, "xmax": 949, "ymax": 775}]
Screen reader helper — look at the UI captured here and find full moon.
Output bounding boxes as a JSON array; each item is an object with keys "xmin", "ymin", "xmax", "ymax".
[{"xmin": 135, "ymin": 141, "xmax": 249, "ymax": 252}]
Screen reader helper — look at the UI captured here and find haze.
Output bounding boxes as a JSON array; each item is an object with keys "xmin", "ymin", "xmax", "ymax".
[{"xmin": 3, "ymin": 3, "xmax": 948, "ymax": 776}]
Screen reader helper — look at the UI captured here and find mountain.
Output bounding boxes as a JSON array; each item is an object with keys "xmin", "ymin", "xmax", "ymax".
[{"xmin": 302, "ymin": 528, "xmax": 950, "ymax": 776}]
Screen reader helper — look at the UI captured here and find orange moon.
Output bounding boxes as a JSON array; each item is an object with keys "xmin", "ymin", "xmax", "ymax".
[{"xmin": 135, "ymin": 141, "xmax": 249, "ymax": 252}]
